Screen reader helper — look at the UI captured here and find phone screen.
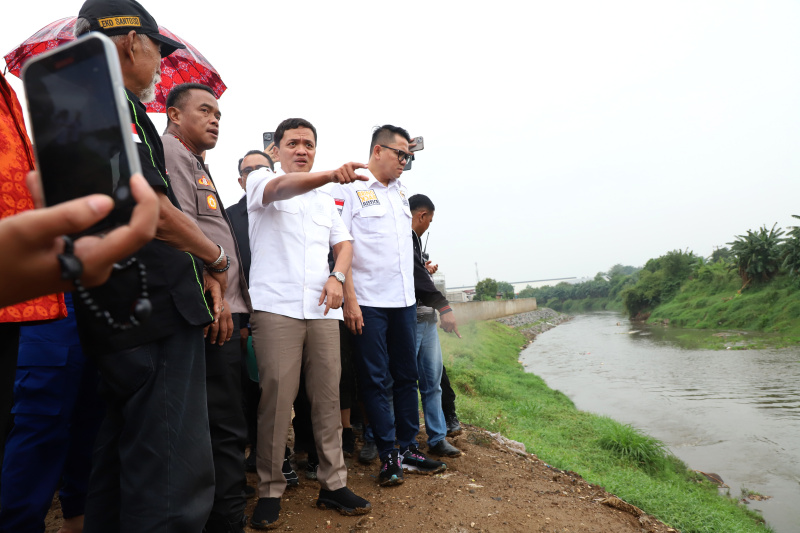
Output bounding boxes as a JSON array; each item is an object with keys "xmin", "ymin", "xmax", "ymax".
[{"xmin": 24, "ymin": 35, "xmax": 138, "ymax": 234}]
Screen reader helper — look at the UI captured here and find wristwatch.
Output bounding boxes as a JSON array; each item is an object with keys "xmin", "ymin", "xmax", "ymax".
[{"xmin": 330, "ymin": 271, "xmax": 346, "ymax": 284}]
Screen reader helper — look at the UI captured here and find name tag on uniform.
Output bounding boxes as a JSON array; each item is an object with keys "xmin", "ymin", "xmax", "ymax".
[{"xmin": 357, "ymin": 190, "xmax": 380, "ymax": 208}]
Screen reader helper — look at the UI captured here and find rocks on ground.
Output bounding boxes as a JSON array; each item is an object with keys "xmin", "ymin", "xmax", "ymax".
[{"xmin": 496, "ymin": 308, "xmax": 572, "ymax": 340}]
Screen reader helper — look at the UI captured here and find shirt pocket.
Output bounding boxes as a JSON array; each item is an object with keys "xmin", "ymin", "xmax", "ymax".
[
  {"xmin": 270, "ymin": 198, "xmax": 301, "ymax": 232},
  {"xmin": 196, "ymin": 180, "xmax": 223, "ymax": 218},
  {"xmin": 354, "ymin": 203, "xmax": 387, "ymax": 234},
  {"xmin": 311, "ymin": 198, "xmax": 333, "ymax": 229}
]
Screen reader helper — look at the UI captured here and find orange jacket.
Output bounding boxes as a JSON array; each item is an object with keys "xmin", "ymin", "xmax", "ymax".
[{"xmin": 0, "ymin": 73, "xmax": 66, "ymax": 323}]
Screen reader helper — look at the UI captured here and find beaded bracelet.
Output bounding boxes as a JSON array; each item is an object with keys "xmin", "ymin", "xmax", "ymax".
[
  {"xmin": 208, "ymin": 255, "xmax": 231, "ymax": 273},
  {"xmin": 59, "ymin": 236, "xmax": 152, "ymax": 331}
]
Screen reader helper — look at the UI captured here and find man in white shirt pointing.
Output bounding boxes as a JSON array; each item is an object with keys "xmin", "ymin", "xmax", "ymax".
[{"xmin": 246, "ymin": 118, "xmax": 370, "ymax": 529}]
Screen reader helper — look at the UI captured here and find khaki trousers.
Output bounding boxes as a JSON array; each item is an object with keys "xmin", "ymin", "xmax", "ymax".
[{"xmin": 251, "ymin": 311, "xmax": 346, "ymax": 498}]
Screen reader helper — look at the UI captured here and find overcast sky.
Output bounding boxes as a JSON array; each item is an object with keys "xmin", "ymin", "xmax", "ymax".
[{"xmin": 5, "ymin": 1, "xmax": 800, "ymax": 288}]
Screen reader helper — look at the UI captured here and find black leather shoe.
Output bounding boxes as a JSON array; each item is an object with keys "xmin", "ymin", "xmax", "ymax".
[
  {"xmin": 358, "ymin": 440, "xmax": 378, "ymax": 464},
  {"xmin": 316, "ymin": 487, "xmax": 372, "ymax": 515},
  {"xmin": 205, "ymin": 514, "xmax": 247, "ymax": 533},
  {"xmin": 428, "ymin": 438, "xmax": 462, "ymax": 457},
  {"xmin": 445, "ymin": 415, "xmax": 462, "ymax": 437},
  {"xmin": 250, "ymin": 497, "xmax": 282, "ymax": 530}
]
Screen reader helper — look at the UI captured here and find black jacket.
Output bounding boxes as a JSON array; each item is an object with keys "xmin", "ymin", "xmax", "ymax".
[
  {"xmin": 226, "ymin": 195, "xmax": 250, "ymax": 285},
  {"xmin": 412, "ymin": 231, "xmax": 450, "ymax": 313},
  {"xmin": 74, "ymin": 90, "xmax": 213, "ymax": 355}
]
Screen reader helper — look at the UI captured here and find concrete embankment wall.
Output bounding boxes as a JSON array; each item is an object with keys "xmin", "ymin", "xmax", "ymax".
[{"xmin": 450, "ymin": 298, "xmax": 537, "ymax": 324}]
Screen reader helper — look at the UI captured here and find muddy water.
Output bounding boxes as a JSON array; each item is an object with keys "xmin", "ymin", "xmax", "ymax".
[{"xmin": 519, "ymin": 311, "xmax": 800, "ymax": 533}]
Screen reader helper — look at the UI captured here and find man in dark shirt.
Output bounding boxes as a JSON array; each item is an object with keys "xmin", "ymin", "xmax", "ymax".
[
  {"xmin": 228, "ymin": 149, "xmax": 274, "ymax": 287},
  {"xmin": 74, "ymin": 1, "xmax": 229, "ymax": 531},
  {"xmin": 409, "ymin": 194, "xmax": 462, "ymax": 457}
]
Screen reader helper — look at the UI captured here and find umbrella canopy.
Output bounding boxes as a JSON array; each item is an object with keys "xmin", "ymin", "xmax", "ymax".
[{"xmin": 4, "ymin": 16, "xmax": 226, "ymax": 113}]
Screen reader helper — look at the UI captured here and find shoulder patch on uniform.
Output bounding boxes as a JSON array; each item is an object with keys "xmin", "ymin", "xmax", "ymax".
[
  {"xmin": 356, "ymin": 190, "xmax": 380, "ymax": 208},
  {"xmin": 334, "ymin": 198, "xmax": 345, "ymax": 215},
  {"xmin": 206, "ymin": 194, "xmax": 218, "ymax": 210},
  {"xmin": 198, "ymin": 176, "xmax": 214, "ymax": 189}
]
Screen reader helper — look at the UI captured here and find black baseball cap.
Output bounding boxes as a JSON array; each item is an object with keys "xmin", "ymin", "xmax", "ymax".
[{"xmin": 78, "ymin": 0, "xmax": 186, "ymax": 58}]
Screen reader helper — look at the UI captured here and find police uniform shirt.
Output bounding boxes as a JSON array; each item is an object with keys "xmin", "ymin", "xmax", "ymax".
[
  {"xmin": 73, "ymin": 90, "xmax": 213, "ymax": 356},
  {"xmin": 331, "ymin": 169, "xmax": 415, "ymax": 308},
  {"xmin": 246, "ymin": 167, "xmax": 352, "ymax": 320},
  {"xmin": 162, "ymin": 134, "xmax": 252, "ymax": 314}
]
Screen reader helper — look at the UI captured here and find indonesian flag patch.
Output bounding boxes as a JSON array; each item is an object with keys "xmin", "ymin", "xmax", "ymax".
[
  {"xmin": 335, "ymin": 198, "xmax": 344, "ymax": 215},
  {"xmin": 131, "ymin": 123, "xmax": 141, "ymax": 143}
]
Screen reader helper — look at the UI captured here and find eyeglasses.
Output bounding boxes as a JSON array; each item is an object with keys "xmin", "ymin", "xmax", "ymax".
[
  {"xmin": 240, "ymin": 164, "xmax": 269, "ymax": 177},
  {"xmin": 379, "ymin": 145, "xmax": 414, "ymax": 164}
]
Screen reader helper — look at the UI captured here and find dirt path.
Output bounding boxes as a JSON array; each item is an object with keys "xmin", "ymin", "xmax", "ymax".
[{"xmin": 46, "ymin": 425, "xmax": 676, "ymax": 532}]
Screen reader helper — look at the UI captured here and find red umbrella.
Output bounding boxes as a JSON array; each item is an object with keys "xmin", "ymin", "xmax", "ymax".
[{"xmin": 4, "ymin": 16, "xmax": 226, "ymax": 113}]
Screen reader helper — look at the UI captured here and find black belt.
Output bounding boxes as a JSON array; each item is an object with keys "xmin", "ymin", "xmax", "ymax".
[{"xmin": 416, "ymin": 312, "xmax": 436, "ymax": 324}]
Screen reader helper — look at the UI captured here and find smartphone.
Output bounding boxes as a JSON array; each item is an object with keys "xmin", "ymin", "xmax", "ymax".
[
  {"xmin": 22, "ymin": 33, "xmax": 141, "ymax": 236},
  {"xmin": 263, "ymin": 131, "xmax": 275, "ymax": 151},
  {"xmin": 410, "ymin": 136, "xmax": 424, "ymax": 152}
]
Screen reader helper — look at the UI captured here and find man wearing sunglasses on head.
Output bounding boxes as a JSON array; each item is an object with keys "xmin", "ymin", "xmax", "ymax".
[{"xmin": 333, "ymin": 125, "xmax": 447, "ymax": 487}]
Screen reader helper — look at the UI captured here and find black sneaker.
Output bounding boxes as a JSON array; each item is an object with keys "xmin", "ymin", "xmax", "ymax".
[
  {"xmin": 305, "ymin": 459, "xmax": 319, "ymax": 480},
  {"xmin": 401, "ymin": 444, "xmax": 447, "ymax": 475},
  {"xmin": 358, "ymin": 440, "xmax": 378, "ymax": 464},
  {"xmin": 316, "ymin": 487, "xmax": 372, "ymax": 515},
  {"xmin": 445, "ymin": 414, "xmax": 462, "ymax": 437},
  {"xmin": 428, "ymin": 438, "xmax": 462, "ymax": 457},
  {"xmin": 250, "ymin": 497, "xmax": 281, "ymax": 530},
  {"xmin": 282, "ymin": 458, "xmax": 299, "ymax": 487},
  {"xmin": 342, "ymin": 427, "xmax": 355, "ymax": 457},
  {"xmin": 378, "ymin": 450, "xmax": 404, "ymax": 486}
]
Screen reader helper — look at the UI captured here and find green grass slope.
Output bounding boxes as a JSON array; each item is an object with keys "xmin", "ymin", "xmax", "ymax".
[{"xmin": 441, "ymin": 321, "xmax": 772, "ymax": 533}]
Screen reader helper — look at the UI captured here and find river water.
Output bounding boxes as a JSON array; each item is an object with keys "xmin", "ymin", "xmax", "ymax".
[{"xmin": 518, "ymin": 311, "xmax": 800, "ymax": 533}]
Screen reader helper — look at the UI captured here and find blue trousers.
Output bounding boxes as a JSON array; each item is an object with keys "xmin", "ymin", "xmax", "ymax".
[
  {"xmin": 415, "ymin": 319, "xmax": 447, "ymax": 446},
  {"xmin": 352, "ymin": 305, "xmax": 418, "ymax": 459},
  {"xmin": 83, "ymin": 322, "xmax": 214, "ymax": 533},
  {"xmin": 0, "ymin": 294, "xmax": 104, "ymax": 533}
]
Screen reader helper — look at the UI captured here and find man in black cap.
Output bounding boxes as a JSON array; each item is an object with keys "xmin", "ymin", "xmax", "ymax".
[{"xmin": 73, "ymin": 1, "xmax": 228, "ymax": 531}]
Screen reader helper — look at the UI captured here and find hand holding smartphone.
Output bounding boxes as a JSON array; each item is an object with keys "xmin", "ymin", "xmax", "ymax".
[
  {"xmin": 404, "ymin": 136, "xmax": 424, "ymax": 170},
  {"xmin": 22, "ymin": 33, "xmax": 142, "ymax": 236}
]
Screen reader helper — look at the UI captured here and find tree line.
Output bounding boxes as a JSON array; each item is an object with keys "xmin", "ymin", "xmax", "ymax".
[{"xmin": 505, "ymin": 216, "xmax": 800, "ymax": 317}]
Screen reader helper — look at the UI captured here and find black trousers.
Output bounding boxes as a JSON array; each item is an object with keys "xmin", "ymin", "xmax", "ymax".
[
  {"xmin": 441, "ymin": 365, "xmax": 457, "ymax": 419},
  {"xmin": 293, "ymin": 372, "xmax": 316, "ymax": 459},
  {"xmin": 205, "ymin": 315, "xmax": 247, "ymax": 523},
  {"xmin": 0, "ymin": 323, "xmax": 20, "ymax": 494},
  {"xmin": 84, "ymin": 322, "xmax": 214, "ymax": 533}
]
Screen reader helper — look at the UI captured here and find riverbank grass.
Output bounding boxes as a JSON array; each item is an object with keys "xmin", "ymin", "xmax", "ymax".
[
  {"xmin": 441, "ymin": 321, "xmax": 772, "ymax": 533},
  {"xmin": 648, "ymin": 272, "xmax": 800, "ymax": 348}
]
